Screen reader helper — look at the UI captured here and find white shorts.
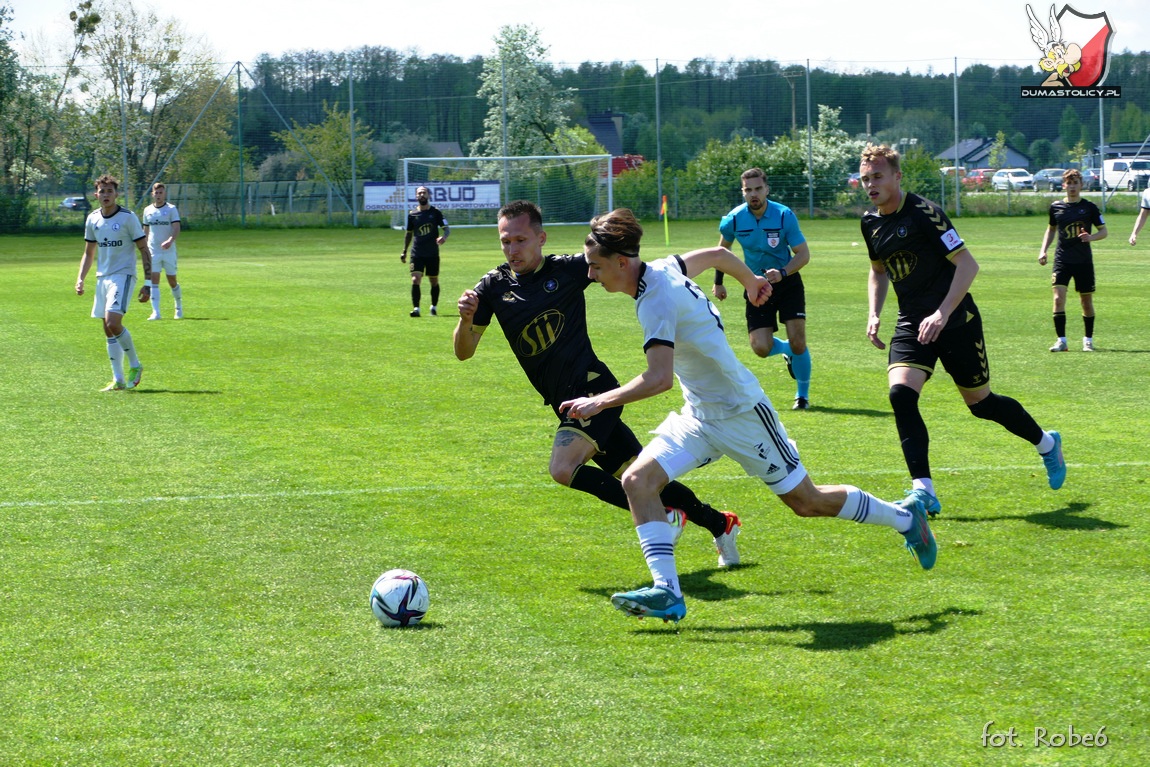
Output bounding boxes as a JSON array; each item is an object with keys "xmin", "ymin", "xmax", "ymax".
[
  {"xmin": 91, "ymin": 274, "xmax": 136, "ymax": 318},
  {"xmin": 152, "ymin": 248, "xmax": 177, "ymax": 276},
  {"xmin": 641, "ymin": 401, "xmax": 808, "ymax": 495}
]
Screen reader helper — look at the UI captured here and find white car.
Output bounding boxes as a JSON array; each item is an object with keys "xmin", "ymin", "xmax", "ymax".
[{"xmin": 992, "ymin": 168, "xmax": 1035, "ymax": 191}]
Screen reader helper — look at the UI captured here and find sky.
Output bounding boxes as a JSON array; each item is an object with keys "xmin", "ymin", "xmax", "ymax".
[{"xmin": 9, "ymin": 0, "xmax": 1149, "ymax": 74}]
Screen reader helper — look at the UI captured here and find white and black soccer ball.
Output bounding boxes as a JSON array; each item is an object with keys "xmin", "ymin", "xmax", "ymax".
[{"xmin": 370, "ymin": 569, "xmax": 429, "ymax": 627}]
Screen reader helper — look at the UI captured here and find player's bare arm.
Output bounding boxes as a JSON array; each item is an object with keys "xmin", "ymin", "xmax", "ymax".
[
  {"xmin": 559, "ymin": 345, "xmax": 675, "ymax": 420},
  {"xmin": 452, "ymin": 289, "xmax": 483, "ymax": 360},
  {"xmin": 867, "ymin": 261, "xmax": 889, "ymax": 350},
  {"xmin": 76, "ymin": 244, "xmax": 96, "ymax": 295},
  {"xmin": 680, "ymin": 247, "xmax": 771, "ymax": 305},
  {"xmin": 1039, "ymin": 226, "xmax": 1056, "ymax": 265},
  {"xmin": 711, "ymin": 237, "xmax": 733, "ymax": 301},
  {"xmin": 917, "ymin": 249, "xmax": 978, "ymax": 345},
  {"xmin": 1080, "ymin": 224, "xmax": 1107, "ymax": 243}
]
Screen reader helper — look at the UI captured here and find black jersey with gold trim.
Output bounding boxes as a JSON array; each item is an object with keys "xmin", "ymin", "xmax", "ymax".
[
  {"xmin": 861, "ymin": 192, "xmax": 974, "ymax": 330},
  {"xmin": 1049, "ymin": 198, "xmax": 1104, "ymax": 265},
  {"xmin": 472, "ymin": 254, "xmax": 605, "ymax": 406}
]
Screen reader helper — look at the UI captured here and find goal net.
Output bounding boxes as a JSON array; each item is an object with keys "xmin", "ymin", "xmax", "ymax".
[{"xmin": 382, "ymin": 155, "xmax": 613, "ymax": 228}]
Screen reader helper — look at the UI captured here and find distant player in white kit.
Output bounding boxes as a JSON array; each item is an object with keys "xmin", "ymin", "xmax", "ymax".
[
  {"xmin": 76, "ymin": 174, "xmax": 151, "ymax": 391},
  {"xmin": 142, "ymin": 181, "xmax": 183, "ymax": 320},
  {"xmin": 560, "ymin": 209, "xmax": 936, "ymax": 624}
]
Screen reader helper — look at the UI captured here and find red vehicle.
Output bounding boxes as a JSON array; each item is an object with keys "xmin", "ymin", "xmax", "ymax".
[{"xmin": 963, "ymin": 168, "xmax": 996, "ymax": 190}]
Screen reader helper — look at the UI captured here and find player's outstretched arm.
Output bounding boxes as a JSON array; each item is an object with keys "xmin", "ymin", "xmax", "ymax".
[
  {"xmin": 680, "ymin": 247, "xmax": 771, "ymax": 305},
  {"xmin": 453, "ymin": 290, "xmax": 483, "ymax": 360}
]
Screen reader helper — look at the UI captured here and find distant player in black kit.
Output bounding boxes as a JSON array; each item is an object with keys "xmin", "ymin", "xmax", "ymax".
[
  {"xmin": 452, "ymin": 200, "xmax": 743, "ymax": 566},
  {"xmin": 858, "ymin": 144, "xmax": 1067, "ymax": 515},
  {"xmin": 1038, "ymin": 168, "xmax": 1107, "ymax": 352},
  {"xmin": 402, "ymin": 186, "xmax": 449, "ymax": 317}
]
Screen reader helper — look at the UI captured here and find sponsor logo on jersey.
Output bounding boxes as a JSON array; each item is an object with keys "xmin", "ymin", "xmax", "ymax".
[{"xmin": 515, "ymin": 309, "xmax": 565, "ymax": 357}]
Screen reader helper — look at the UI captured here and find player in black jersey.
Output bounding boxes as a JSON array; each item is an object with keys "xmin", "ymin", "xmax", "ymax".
[
  {"xmin": 402, "ymin": 186, "xmax": 449, "ymax": 317},
  {"xmin": 1038, "ymin": 169, "xmax": 1107, "ymax": 352},
  {"xmin": 452, "ymin": 200, "xmax": 743, "ymax": 567},
  {"xmin": 858, "ymin": 144, "xmax": 1067, "ymax": 515}
]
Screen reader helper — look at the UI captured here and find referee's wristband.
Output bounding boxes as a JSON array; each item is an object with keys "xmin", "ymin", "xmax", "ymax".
[
  {"xmin": 713, "ymin": 271, "xmax": 724, "ymax": 286},
  {"xmin": 779, "ymin": 267, "xmax": 788, "ymax": 278}
]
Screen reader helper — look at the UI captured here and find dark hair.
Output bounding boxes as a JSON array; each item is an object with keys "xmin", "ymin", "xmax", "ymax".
[
  {"xmin": 741, "ymin": 167, "xmax": 767, "ymax": 185},
  {"xmin": 498, "ymin": 199, "xmax": 543, "ymax": 229},
  {"xmin": 585, "ymin": 208, "xmax": 643, "ymax": 258},
  {"xmin": 1062, "ymin": 168, "xmax": 1082, "ymax": 183},
  {"xmin": 95, "ymin": 174, "xmax": 119, "ymax": 190}
]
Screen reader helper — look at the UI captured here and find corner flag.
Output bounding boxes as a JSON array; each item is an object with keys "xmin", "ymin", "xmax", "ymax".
[{"xmin": 661, "ymin": 195, "xmax": 669, "ymax": 246}]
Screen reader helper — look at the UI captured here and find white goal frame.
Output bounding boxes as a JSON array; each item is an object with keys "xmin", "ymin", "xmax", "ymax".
[{"xmin": 394, "ymin": 155, "xmax": 614, "ymax": 228}]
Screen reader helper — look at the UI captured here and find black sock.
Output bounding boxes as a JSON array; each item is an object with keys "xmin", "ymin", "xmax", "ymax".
[
  {"xmin": 660, "ymin": 481, "xmax": 729, "ymax": 537},
  {"xmin": 568, "ymin": 464, "xmax": 629, "ymax": 511},
  {"xmin": 1053, "ymin": 311, "xmax": 1066, "ymax": 337},
  {"xmin": 890, "ymin": 384, "xmax": 931, "ymax": 480},
  {"xmin": 1084, "ymin": 314, "xmax": 1095, "ymax": 337},
  {"xmin": 431, "ymin": 284, "xmax": 440, "ymax": 307},
  {"xmin": 968, "ymin": 392, "xmax": 1044, "ymax": 445},
  {"xmin": 411, "ymin": 284, "xmax": 421, "ymax": 308}
]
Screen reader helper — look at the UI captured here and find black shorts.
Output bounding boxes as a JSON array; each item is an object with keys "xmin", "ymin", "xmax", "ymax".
[
  {"xmin": 744, "ymin": 273, "xmax": 806, "ymax": 333},
  {"xmin": 1052, "ymin": 259, "xmax": 1094, "ymax": 294},
  {"xmin": 550, "ymin": 369, "xmax": 642, "ymax": 476},
  {"xmin": 410, "ymin": 253, "xmax": 440, "ymax": 277},
  {"xmin": 888, "ymin": 304, "xmax": 990, "ymax": 391}
]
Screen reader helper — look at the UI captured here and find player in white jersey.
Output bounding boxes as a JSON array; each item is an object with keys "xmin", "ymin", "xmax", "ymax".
[
  {"xmin": 1129, "ymin": 186, "xmax": 1150, "ymax": 246},
  {"xmin": 560, "ymin": 209, "xmax": 936, "ymax": 624},
  {"xmin": 142, "ymin": 181, "xmax": 183, "ymax": 319},
  {"xmin": 75, "ymin": 174, "xmax": 151, "ymax": 391}
]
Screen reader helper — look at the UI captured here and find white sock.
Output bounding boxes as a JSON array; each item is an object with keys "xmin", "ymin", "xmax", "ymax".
[
  {"xmin": 115, "ymin": 329, "xmax": 140, "ymax": 368},
  {"xmin": 106, "ymin": 336, "xmax": 125, "ymax": 382},
  {"xmin": 172, "ymin": 283, "xmax": 182, "ymax": 309},
  {"xmin": 1036, "ymin": 431, "xmax": 1056, "ymax": 455},
  {"xmin": 636, "ymin": 521, "xmax": 680, "ymax": 597},
  {"xmin": 911, "ymin": 477, "xmax": 936, "ymax": 497},
  {"xmin": 836, "ymin": 486, "xmax": 913, "ymax": 533},
  {"xmin": 151, "ymin": 282, "xmax": 160, "ymax": 313}
]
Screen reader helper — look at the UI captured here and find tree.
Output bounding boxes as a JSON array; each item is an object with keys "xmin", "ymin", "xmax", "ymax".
[
  {"xmin": 272, "ymin": 100, "xmax": 375, "ymax": 204},
  {"xmin": 987, "ymin": 131, "xmax": 1008, "ymax": 170},
  {"xmin": 72, "ymin": 0, "xmax": 227, "ymax": 201},
  {"xmin": 1028, "ymin": 138, "xmax": 1059, "ymax": 170},
  {"xmin": 469, "ymin": 25, "xmax": 574, "ymax": 157}
]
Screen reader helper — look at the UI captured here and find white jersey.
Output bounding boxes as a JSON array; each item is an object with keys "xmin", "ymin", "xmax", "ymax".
[
  {"xmin": 84, "ymin": 206, "xmax": 146, "ymax": 277},
  {"xmin": 1140, "ymin": 188, "xmax": 1150, "ymax": 210},
  {"xmin": 634, "ymin": 256, "xmax": 767, "ymax": 420},
  {"xmin": 142, "ymin": 202, "xmax": 180, "ymax": 256}
]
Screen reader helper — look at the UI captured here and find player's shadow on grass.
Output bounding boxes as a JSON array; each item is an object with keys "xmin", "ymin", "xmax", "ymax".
[
  {"xmin": 131, "ymin": 389, "xmax": 223, "ymax": 396},
  {"xmin": 946, "ymin": 501, "xmax": 1124, "ymax": 531},
  {"xmin": 799, "ymin": 405, "xmax": 890, "ymax": 418},
  {"xmin": 689, "ymin": 607, "xmax": 979, "ymax": 651},
  {"xmin": 581, "ymin": 564, "xmax": 834, "ymax": 604}
]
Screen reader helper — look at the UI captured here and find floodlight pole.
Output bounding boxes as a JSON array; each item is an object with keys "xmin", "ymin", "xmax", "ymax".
[
  {"xmin": 238, "ymin": 64, "xmax": 245, "ymax": 227},
  {"xmin": 805, "ymin": 60, "xmax": 814, "ymax": 218},
  {"xmin": 954, "ymin": 57, "xmax": 961, "ymax": 216},
  {"xmin": 656, "ymin": 59, "xmax": 663, "ymax": 221},
  {"xmin": 350, "ymin": 69, "xmax": 358, "ymax": 227}
]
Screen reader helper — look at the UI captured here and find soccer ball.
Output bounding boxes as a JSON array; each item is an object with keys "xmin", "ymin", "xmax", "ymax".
[{"xmin": 370, "ymin": 569, "xmax": 429, "ymax": 627}]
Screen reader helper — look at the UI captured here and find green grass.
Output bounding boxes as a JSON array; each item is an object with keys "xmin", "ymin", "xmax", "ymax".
[{"xmin": 2, "ymin": 217, "xmax": 1147, "ymax": 766}]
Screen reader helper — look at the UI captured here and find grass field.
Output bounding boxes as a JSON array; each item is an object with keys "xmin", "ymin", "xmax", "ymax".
[{"xmin": 2, "ymin": 215, "xmax": 1147, "ymax": 766}]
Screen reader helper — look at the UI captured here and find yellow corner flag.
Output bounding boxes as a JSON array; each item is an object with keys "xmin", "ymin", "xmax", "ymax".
[{"xmin": 661, "ymin": 195, "xmax": 669, "ymax": 246}]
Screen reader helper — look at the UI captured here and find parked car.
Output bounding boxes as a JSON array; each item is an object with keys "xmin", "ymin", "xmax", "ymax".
[
  {"xmin": 963, "ymin": 168, "xmax": 996, "ymax": 190},
  {"xmin": 992, "ymin": 168, "xmax": 1035, "ymax": 191},
  {"xmin": 847, "ymin": 172, "xmax": 860, "ymax": 188},
  {"xmin": 1080, "ymin": 168, "xmax": 1102, "ymax": 191},
  {"xmin": 60, "ymin": 195, "xmax": 91, "ymax": 212},
  {"xmin": 1101, "ymin": 157, "xmax": 1150, "ymax": 191},
  {"xmin": 1032, "ymin": 168, "xmax": 1067, "ymax": 192}
]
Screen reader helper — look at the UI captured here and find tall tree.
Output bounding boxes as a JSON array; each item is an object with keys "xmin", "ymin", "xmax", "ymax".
[
  {"xmin": 75, "ymin": 0, "xmax": 226, "ymax": 201},
  {"xmin": 469, "ymin": 25, "xmax": 573, "ymax": 157}
]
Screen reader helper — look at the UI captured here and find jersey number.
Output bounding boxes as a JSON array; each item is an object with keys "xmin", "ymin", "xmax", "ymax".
[{"xmin": 683, "ymin": 280, "xmax": 724, "ymax": 330}]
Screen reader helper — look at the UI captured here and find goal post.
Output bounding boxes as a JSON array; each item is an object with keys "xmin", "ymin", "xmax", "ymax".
[{"xmin": 384, "ymin": 155, "xmax": 613, "ymax": 228}]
